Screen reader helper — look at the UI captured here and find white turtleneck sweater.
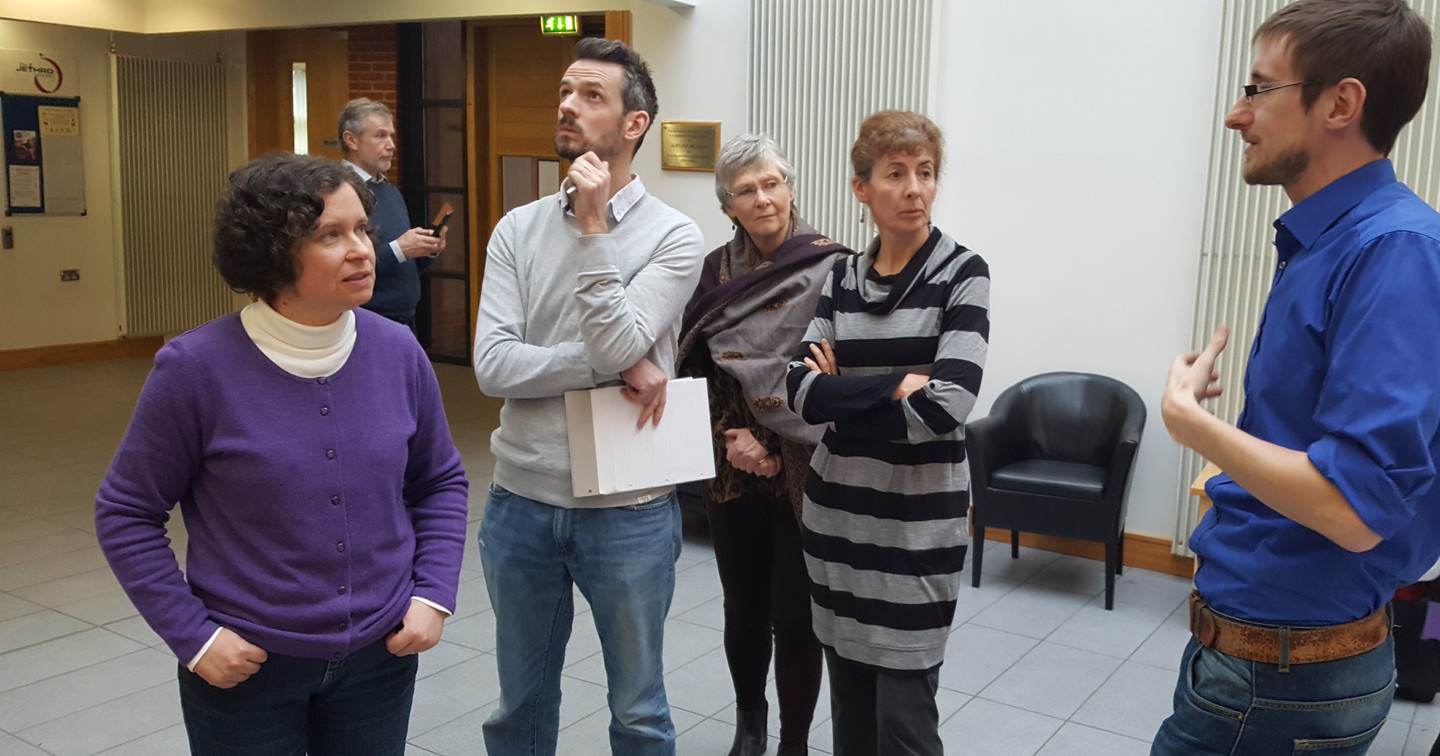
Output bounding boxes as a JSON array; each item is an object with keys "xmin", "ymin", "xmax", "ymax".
[{"xmin": 239, "ymin": 300, "xmax": 357, "ymax": 378}]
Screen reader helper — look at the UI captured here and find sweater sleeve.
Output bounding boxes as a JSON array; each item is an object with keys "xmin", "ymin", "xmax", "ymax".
[
  {"xmin": 786, "ymin": 260, "xmax": 905, "ymax": 423},
  {"xmin": 473, "ymin": 212, "xmax": 607, "ymax": 398},
  {"xmin": 403, "ymin": 346, "xmax": 470, "ymax": 613},
  {"xmin": 95, "ymin": 343, "xmax": 223, "ymax": 663},
  {"xmin": 835, "ymin": 256, "xmax": 991, "ymax": 442},
  {"xmin": 573, "ymin": 218, "xmax": 706, "ymax": 375}
]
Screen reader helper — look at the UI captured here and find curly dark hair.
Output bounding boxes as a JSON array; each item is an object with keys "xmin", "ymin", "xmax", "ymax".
[{"xmin": 213, "ymin": 153, "xmax": 375, "ymax": 303}]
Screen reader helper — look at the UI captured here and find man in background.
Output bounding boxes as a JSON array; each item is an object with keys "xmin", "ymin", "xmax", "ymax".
[{"xmin": 339, "ymin": 98, "xmax": 445, "ymax": 328}]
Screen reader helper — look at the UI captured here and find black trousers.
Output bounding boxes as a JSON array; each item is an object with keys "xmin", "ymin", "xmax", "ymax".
[
  {"xmin": 707, "ymin": 493, "xmax": 822, "ymax": 746},
  {"xmin": 825, "ymin": 648, "xmax": 942, "ymax": 756}
]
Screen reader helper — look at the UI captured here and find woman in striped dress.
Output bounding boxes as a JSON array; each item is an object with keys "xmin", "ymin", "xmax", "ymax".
[{"xmin": 785, "ymin": 110, "xmax": 990, "ymax": 756}]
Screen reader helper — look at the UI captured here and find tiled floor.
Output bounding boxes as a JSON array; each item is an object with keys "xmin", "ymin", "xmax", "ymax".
[{"xmin": 1, "ymin": 356, "xmax": 1438, "ymax": 755}]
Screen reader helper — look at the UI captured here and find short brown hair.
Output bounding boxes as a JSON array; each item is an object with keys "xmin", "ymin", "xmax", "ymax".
[
  {"xmin": 1256, "ymin": 0, "xmax": 1431, "ymax": 155},
  {"xmin": 850, "ymin": 110, "xmax": 944, "ymax": 181}
]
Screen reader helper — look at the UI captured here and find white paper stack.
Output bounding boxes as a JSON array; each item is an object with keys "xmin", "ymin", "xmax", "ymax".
[{"xmin": 565, "ymin": 377, "xmax": 716, "ymax": 497}]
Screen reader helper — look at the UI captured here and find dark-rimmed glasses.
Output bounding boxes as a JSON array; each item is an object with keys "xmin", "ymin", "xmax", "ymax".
[{"xmin": 1242, "ymin": 81, "xmax": 1308, "ymax": 103}]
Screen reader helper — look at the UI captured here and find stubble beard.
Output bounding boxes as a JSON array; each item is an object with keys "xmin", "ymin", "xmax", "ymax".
[
  {"xmin": 1244, "ymin": 146, "xmax": 1309, "ymax": 187},
  {"xmin": 555, "ymin": 132, "xmax": 585, "ymax": 161}
]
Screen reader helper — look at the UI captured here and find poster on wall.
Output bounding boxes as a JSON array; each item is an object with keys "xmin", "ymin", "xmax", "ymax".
[
  {"xmin": 0, "ymin": 95, "xmax": 85, "ymax": 216},
  {"xmin": 0, "ymin": 50, "xmax": 83, "ymax": 216}
]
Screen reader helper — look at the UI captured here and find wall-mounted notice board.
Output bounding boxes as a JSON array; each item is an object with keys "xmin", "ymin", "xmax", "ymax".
[{"xmin": 1, "ymin": 94, "xmax": 85, "ymax": 216}]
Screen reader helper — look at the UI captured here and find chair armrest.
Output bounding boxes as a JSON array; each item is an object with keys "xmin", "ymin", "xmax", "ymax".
[
  {"xmin": 965, "ymin": 414, "xmax": 1022, "ymax": 483},
  {"xmin": 1101, "ymin": 438, "xmax": 1141, "ymax": 502}
]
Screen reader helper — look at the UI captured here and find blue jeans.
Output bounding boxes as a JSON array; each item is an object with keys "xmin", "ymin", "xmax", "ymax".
[
  {"xmin": 177, "ymin": 638, "xmax": 417, "ymax": 756},
  {"xmin": 478, "ymin": 485, "xmax": 682, "ymax": 756},
  {"xmin": 1151, "ymin": 634, "xmax": 1395, "ymax": 755}
]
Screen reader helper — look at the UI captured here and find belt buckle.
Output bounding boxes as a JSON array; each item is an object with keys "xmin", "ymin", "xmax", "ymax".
[{"xmin": 1190, "ymin": 593, "xmax": 1218, "ymax": 648}]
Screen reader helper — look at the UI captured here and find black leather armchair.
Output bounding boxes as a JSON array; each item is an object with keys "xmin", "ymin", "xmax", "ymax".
[{"xmin": 965, "ymin": 372, "xmax": 1146, "ymax": 610}]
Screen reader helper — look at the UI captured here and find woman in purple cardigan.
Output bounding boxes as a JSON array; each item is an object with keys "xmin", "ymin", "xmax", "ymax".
[{"xmin": 96, "ymin": 153, "xmax": 469, "ymax": 755}]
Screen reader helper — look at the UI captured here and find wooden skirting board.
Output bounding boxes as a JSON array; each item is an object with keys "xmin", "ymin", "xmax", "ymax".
[
  {"xmin": 0, "ymin": 337, "xmax": 163, "ymax": 371},
  {"xmin": 979, "ymin": 528, "xmax": 1195, "ymax": 579}
]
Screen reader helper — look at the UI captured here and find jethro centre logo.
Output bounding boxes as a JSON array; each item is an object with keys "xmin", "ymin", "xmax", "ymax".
[{"xmin": 16, "ymin": 56, "xmax": 62, "ymax": 94}]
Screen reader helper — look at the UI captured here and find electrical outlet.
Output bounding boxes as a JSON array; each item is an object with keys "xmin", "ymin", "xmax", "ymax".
[
  {"xmin": 1, "ymin": 227, "xmax": 11, "ymax": 250},
  {"xmin": 60, "ymin": 269, "xmax": 80, "ymax": 282}
]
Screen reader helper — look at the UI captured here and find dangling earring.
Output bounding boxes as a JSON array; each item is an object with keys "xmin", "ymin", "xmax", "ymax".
[{"xmin": 859, "ymin": 204, "xmax": 869, "ymax": 225}]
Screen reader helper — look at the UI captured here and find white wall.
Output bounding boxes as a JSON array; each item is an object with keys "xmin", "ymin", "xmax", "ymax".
[
  {"xmin": 0, "ymin": 0, "xmax": 145, "ymax": 33},
  {"xmin": 935, "ymin": 1, "xmax": 1224, "ymax": 537},
  {"xmin": 630, "ymin": 1, "xmax": 751, "ymax": 248},
  {"xmin": 0, "ymin": 21, "xmax": 246, "ymax": 351},
  {"xmin": 631, "ymin": 0, "xmax": 1228, "ymax": 540}
]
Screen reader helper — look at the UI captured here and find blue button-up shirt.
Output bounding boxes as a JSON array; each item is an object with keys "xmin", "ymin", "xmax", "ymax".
[{"xmin": 1192, "ymin": 159, "xmax": 1440, "ymax": 625}]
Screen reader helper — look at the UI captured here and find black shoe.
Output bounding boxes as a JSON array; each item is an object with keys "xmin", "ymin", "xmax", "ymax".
[
  {"xmin": 1397, "ymin": 685, "xmax": 1437, "ymax": 703},
  {"xmin": 775, "ymin": 745, "xmax": 808, "ymax": 756},
  {"xmin": 727, "ymin": 706, "xmax": 768, "ymax": 756}
]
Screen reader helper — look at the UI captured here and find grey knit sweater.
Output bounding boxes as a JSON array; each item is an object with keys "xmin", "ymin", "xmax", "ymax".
[{"xmin": 473, "ymin": 181, "xmax": 705, "ymax": 509}]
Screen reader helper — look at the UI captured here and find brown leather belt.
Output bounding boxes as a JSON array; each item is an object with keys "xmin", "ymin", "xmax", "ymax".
[{"xmin": 1188, "ymin": 591, "xmax": 1389, "ymax": 670}]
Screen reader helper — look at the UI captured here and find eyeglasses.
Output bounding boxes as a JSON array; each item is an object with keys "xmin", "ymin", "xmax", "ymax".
[
  {"xmin": 725, "ymin": 179, "xmax": 788, "ymax": 206},
  {"xmin": 1242, "ymin": 81, "xmax": 1308, "ymax": 103}
]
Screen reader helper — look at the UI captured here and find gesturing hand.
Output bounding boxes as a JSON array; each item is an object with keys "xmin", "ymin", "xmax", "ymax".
[
  {"xmin": 193, "ymin": 628, "xmax": 268, "ymax": 689},
  {"xmin": 620, "ymin": 357, "xmax": 669, "ymax": 428},
  {"xmin": 803, "ymin": 339, "xmax": 838, "ymax": 375},
  {"xmin": 1162, "ymin": 325, "xmax": 1229, "ymax": 445},
  {"xmin": 386, "ymin": 600, "xmax": 447, "ymax": 657}
]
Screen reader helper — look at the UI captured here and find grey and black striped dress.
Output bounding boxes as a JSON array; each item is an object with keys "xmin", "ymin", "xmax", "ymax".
[{"xmin": 785, "ymin": 227, "xmax": 989, "ymax": 671}]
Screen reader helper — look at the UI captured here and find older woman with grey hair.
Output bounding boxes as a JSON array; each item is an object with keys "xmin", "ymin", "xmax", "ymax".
[{"xmin": 677, "ymin": 134, "xmax": 850, "ymax": 756}]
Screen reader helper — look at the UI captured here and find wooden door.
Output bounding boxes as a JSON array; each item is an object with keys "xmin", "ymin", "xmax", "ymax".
[
  {"xmin": 247, "ymin": 28, "xmax": 350, "ymax": 159},
  {"xmin": 465, "ymin": 14, "xmax": 630, "ymax": 333}
]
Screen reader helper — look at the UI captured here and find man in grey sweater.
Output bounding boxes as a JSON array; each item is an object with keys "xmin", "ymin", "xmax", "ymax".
[{"xmin": 472, "ymin": 38, "xmax": 704, "ymax": 756}]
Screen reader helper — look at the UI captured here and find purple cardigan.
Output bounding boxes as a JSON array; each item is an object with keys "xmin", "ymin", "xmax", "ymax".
[{"xmin": 96, "ymin": 310, "xmax": 469, "ymax": 663}]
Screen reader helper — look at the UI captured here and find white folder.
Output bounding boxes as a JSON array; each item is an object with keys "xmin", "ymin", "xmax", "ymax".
[{"xmin": 565, "ymin": 377, "xmax": 716, "ymax": 497}]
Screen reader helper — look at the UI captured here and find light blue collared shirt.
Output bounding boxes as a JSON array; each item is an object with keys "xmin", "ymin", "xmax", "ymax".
[{"xmin": 559, "ymin": 174, "xmax": 646, "ymax": 223}]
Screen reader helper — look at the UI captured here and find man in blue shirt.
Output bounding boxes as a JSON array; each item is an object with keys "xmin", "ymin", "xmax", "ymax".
[
  {"xmin": 338, "ymin": 98, "xmax": 446, "ymax": 327},
  {"xmin": 1154, "ymin": 1, "xmax": 1440, "ymax": 753}
]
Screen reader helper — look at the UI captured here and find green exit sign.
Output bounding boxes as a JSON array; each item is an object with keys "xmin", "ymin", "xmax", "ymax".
[{"xmin": 540, "ymin": 15, "xmax": 579, "ymax": 35}]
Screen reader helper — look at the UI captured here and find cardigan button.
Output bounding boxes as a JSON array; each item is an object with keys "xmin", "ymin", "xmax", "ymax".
[
  {"xmin": 331, "ymin": 495, "xmax": 340, "ymax": 506},
  {"xmin": 338, "ymin": 622, "xmax": 347, "ymax": 631},
  {"xmin": 336, "ymin": 541, "xmax": 345, "ymax": 553},
  {"xmin": 337, "ymin": 585, "xmax": 346, "ymax": 595},
  {"xmin": 320, "ymin": 406, "xmax": 330, "ymax": 416},
  {"xmin": 317, "ymin": 377, "xmax": 328, "ymax": 385},
  {"xmin": 326, "ymin": 449, "xmax": 335, "ymax": 460}
]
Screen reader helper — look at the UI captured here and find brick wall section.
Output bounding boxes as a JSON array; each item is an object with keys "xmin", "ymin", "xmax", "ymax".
[{"xmin": 345, "ymin": 24, "xmax": 402, "ymax": 183}]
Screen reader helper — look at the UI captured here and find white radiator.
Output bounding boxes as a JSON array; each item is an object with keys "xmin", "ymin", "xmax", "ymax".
[
  {"xmin": 1173, "ymin": 0, "xmax": 1440, "ymax": 556},
  {"xmin": 111, "ymin": 54, "xmax": 233, "ymax": 338},
  {"xmin": 749, "ymin": 0, "xmax": 937, "ymax": 252}
]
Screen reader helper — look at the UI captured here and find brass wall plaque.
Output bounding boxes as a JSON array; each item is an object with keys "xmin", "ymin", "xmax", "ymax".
[{"xmin": 660, "ymin": 121, "xmax": 719, "ymax": 172}]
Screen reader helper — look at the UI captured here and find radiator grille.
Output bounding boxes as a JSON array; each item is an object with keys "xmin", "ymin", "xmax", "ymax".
[
  {"xmin": 1173, "ymin": 0, "xmax": 1440, "ymax": 555},
  {"xmin": 749, "ymin": 0, "xmax": 936, "ymax": 252},
  {"xmin": 113, "ymin": 55, "xmax": 232, "ymax": 337}
]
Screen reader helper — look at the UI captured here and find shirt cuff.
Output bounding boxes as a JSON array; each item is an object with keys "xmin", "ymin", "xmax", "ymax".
[
  {"xmin": 411, "ymin": 596, "xmax": 453, "ymax": 616},
  {"xmin": 391, "ymin": 240, "xmax": 405, "ymax": 263},
  {"xmin": 187, "ymin": 627, "xmax": 225, "ymax": 672}
]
